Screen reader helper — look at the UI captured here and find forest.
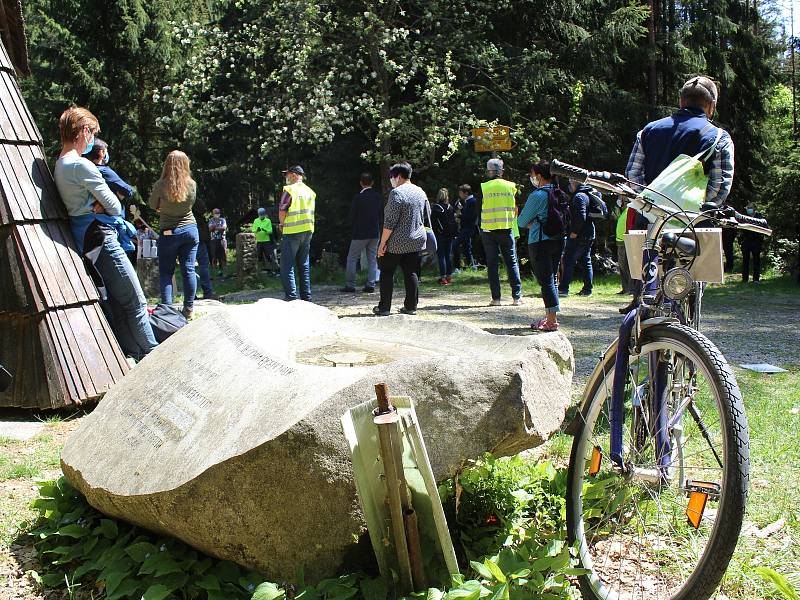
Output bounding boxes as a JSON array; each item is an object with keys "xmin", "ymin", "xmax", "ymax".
[{"xmin": 19, "ymin": 0, "xmax": 800, "ymax": 275}]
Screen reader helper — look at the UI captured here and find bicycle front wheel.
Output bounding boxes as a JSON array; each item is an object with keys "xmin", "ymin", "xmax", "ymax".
[{"xmin": 567, "ymin": 323, "xmax": 749, "ymax": 600}]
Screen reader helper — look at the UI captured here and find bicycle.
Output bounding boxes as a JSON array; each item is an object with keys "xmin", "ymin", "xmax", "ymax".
[{"xmin": 550, "ymin": 159, "xmax": 771, "ymax": 600}]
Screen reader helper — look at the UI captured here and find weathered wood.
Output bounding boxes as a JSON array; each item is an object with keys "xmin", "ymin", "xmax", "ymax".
[{"xmin": 0, "ymin": 37, "xmax": 128, "ymax": 409}]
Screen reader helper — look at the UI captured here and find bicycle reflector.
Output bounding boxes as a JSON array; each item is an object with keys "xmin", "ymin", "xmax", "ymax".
[
  {"xmin": 589, "ymin": 446, "xmax": 603, "ymax": 476},
  {"xmin": 685, "ymin": 480, "xmax": 721, "ymax": 529},
  {"xmin": 662, "ymin": 267, "xmax": 693, "ymax": 301}
]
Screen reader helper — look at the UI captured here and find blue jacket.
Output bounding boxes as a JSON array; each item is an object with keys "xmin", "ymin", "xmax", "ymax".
[
  {"xmin": 97, "ymin": 165, "xmax": 135, "ymax": 200},
  {"xmin": 518, "ymin": 184, "xmax": 554, "ymax": 243},
  {"xmin": 640, "ymin": 107, "xmax": 719, "ymax": 184},
  {"xmin": 570, "ymin": 184, "xmax": 595, "ymax": 240},
  {"xmin": 71, "ymin": 209, "xmax": 137, "ymax": 254},
  {"xmin": 460, "ymin": 195, "xmax": 478, "ymax": 231}
]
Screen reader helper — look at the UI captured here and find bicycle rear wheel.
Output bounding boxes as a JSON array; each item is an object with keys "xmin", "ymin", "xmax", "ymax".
[{"xmin": 567, "ymin": 323, "xmax": 749, "ymax": 600}]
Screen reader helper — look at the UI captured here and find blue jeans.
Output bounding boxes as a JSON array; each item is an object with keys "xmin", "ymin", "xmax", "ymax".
[
  {"xmin": 436, "ymin": 235, "xmax": 453, "ymax": 277},
  {"xmin": 196, "ymin": 241, "xmax": 213, "ymax": 296},
  {"xmin": 345, "ymin": 238, "xmax": 379, "ymax": 288},
  {"xmin": 158, "ymin": 224, "xmax": 199, "ymax": 309},
  {"xmin": 93, "ymin": 227, "xmax": 158, "ymax": 360},
  {"xmin": 280, "ymin": 231, "xmax": 312, "ymax": 300},
  {"xmin": 530, "ymin": 238, "xmax": 565, "ymax": 313},
  {"xmin": 481, "ymin": 229, "xmax": 522, "ymax": 300},
  {"xmin": 559, "ymin": 236, "xmax": 594, "ymax": 294},
  {"xmin": 452, "ymin": 228, "xmax": 474, "ymax": 268}
]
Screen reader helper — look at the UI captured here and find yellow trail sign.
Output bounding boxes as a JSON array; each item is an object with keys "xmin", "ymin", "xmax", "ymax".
[{"xmin": 473, "ymin": 125, "xmax": 512, "ymax": 152}]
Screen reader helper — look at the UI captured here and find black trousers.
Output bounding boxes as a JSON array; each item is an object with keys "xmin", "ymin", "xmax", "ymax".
[
  {"xmin": 378, "ymin": 251, "xmax": 420, "ymax": 311},
  {"xmin": 741, "ymin": 245, "xmax": 761, "ymax": 282}
]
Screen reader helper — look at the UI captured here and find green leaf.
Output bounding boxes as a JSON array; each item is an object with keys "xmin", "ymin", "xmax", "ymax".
[
  {"xmin": 251, "ymin": 581, "xmax": 285, "ymax": 600},
  {"xmin": 444, "ymin": 580, "xmax": 482, "ymax": 600},
  {"xmin": 424, "ymin": 588, "xmax": 444, "ymax": 600},
  {"xmin": 359, "ymin": 577, "xmax": 388, "ymax": 600},
  {"xmin": 139, "ymin": 552, "xmax": 182, "ymax": 577},
  {"xmin": 755, "ymin": 567, "xmax": 800, "ymax": 600},
  {"xmin": 108, "ymin": 578, "xmax": 141, "ymax": 600},
  {"xmin": 488, "ymin": 583, "xmax": 509, "ymax": 600},
  {"xmin": 40, "ymin": 572, "xmax": 66, "ymax": 588},
  {"xmin": 125, "ymin": 541, "xmax": 157, "ymax": 562},
  {"xmin": 469, "ymin": 560, "xmax": 494, "ymax": 581},
  {"xmin": 195, "ymin": 573, "xmax": 221, "ymax": 591},
  {"xmin": 56, "ymin": 523, "xmax": 87, "ymax": 538},
  {"xmin": 484, "ymin": 560, "xmax": 507, "ymax": 584},
  {"xmin": 142, "ymin": 584, "xmax": 172, "ymax": 600},
  {"xmin": 103, "ymin": 570, "xmax": 128, "ymax": 596},
  {"xmin": 97, "ymin": 519, "xmax": 118, "ymax": 539}
]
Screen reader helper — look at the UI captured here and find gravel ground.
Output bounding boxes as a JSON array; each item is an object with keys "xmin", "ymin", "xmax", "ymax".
[{"xmin": 2, "ymin": 281, "xmax": 798, "ymax": 599}]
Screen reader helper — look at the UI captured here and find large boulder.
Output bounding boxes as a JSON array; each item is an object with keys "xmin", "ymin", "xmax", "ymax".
[{"xmin": 61, "ymin": 299, "xmax": 573, "ymax": 583}]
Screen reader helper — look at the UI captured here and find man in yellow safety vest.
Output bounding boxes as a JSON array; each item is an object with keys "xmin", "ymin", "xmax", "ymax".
[
  {"xmin": 278, "ymin": 165, "xmax": 316, "ymax": 301},
  {"xmin": 479, "ymin": 158, "xmax": 522, "ymax": 306}
]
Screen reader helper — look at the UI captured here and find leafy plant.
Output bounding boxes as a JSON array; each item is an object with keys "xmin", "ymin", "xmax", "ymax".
[{"xmin": 755, "ymin": 567, "xmax": 800, "ymax": 600}]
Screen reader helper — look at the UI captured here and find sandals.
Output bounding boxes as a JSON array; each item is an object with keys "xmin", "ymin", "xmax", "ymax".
[{"xmin": 531, "ymin": 318, "xmax": 559, "ymax": 332}]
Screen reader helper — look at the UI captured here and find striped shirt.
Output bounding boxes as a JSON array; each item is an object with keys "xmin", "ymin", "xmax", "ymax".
[{"xmin": 625, "ymin": 127, "xmax": 735, "ymax": 205}]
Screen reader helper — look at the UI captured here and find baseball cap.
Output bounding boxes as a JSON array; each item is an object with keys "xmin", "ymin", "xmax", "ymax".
[
  {"xmin": 486, "ymin": 158, "xmax": 504, "ymax": 172},
  {"xmin": 282, "ymin": 165, "xmax": 305, "ymax": 176}
]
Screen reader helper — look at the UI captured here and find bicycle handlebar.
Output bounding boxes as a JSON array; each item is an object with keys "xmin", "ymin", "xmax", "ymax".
[{"xmin": 552, "ymin": 159, "xmax": 772, "ymax": 236}]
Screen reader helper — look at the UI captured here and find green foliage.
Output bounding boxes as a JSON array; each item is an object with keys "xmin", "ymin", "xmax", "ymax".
[
  {"xmin": 28, "ymin": 456, "xmax": 587, "ymax": 599},
  {"xmin": 755, "ymin": 567, "xmax": 800, "ymax": 600}
]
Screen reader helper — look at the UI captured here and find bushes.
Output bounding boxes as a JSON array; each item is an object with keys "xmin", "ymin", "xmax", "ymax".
[{"xmin": 26, "ymin": 455, "xmax": 583, "ymax": 599}]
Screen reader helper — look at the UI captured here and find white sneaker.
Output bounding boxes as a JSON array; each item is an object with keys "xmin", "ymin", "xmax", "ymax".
[
  {"xmin": 489, "ymin": 299, "xmax": 502, "ymax": 306},
  {"xmin": 452, "ymin": 268, "xmax": 461, "ymax": 275},
  {"xmin": 512, "ymin": 297, "xmax": 523, "ymax": 306}
]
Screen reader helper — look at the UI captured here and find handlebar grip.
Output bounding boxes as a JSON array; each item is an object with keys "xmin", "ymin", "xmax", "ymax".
[
  {"xmin": 551, "ymin": 160, "xmax": 588, "ymax": 183},
  {"xmin": 731, "ymin": 210, "xmax": 768, "ymax": 229}
]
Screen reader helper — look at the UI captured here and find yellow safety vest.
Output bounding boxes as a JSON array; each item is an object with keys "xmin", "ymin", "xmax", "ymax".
[
  {"xmin": 282, "ymin": 182, "xmax": 316, "ymax": 234},
  {"xmin": 480, "ymin": 178, "xmax": 517, "ymax": 231},
  {"xmin": 616, "ymin": 207, "xmax": 629, "ymax": 242}
]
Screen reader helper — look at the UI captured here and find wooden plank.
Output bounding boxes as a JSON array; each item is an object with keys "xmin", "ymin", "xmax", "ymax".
[
  {"xmin": 0, "ymin": 72, "xmax": 38, "ymax": 143},
  {"xmin": 60, "ymin": 306, "xmax": 104, "ymax": 397},
  {"xmin": 16, "ymin": 224, "xmax": 64, "ymax": 308},
  {"xmin": 7, "ymin": 228, "xmax": 43, "ymax": 313},
  {"xmin": 83, "ymin": 303, "xmax": 128, "ymax": 383},
  {"xmin": 0, "ymin": 143, "xmax": 30, "ymax": 222},
  {"xmin": 43, "ymin": 310, "xmax": 85, "ymax": 402},
  {"xmin": 41, "ymin": 220, "xmax": 92, "ymax": 304},
  {"xmin": 0, "ymin": 43, "xmax": 14, "ymax": 72},
  {"xmin": 28, "ymin": 145, "xmax": 66, "ymax": 220},
  {"xmin": 5, "ymin": 144, "xmax": 43, "ymax": 220},
  {"xmin": 0, "ymin": 226, "xmax": 32, "ymax": 315},
  {"xmin": 28, "ymin": 222, "xmax": 78, "ymax": 306},
  {"xmin": 37, "ymin": 316, "xmax": 69, "ymax": 409},
  {"xmin": 7, "ymin": 75, "xmax": 43, "ymax": 142}
]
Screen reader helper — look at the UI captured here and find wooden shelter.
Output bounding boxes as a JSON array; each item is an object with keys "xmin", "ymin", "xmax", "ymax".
[{"xmin": 0, "ymin": 17, "xmax": 129, "ymax": 408}]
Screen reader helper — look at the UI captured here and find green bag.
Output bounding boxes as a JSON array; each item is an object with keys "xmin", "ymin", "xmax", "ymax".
[{"xmin": 642, "ymin": 127, "xmax": 722, "ymax": 223}]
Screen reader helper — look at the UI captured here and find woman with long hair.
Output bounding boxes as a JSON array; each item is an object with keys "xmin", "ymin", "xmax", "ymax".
[
  {"xmin": 149, "ymin": 150, "xmax": 199, "ymax": 318},
  {"xmin": 54, "ymin": 106, "xmax": 158, "ymax": 360}
]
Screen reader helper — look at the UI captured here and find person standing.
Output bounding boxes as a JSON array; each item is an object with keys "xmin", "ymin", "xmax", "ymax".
[
  {"xmin": 740, "ymin": 203, "xmax": 765, "ymax": 283},
  {"xmin": 149, "ymin": 150, "xmax": 200, "ymax": 319},
  {"xmin": 278, "ymin": 165, "xmax": 316, "ymax": 301},
  {"xmin": 192, "ymin": 197, "xmax": 218, "ymax": 300},
  {"xmin": 54, "ymin": 106, "xmax": 157, "ymax": 360},
  {"xmin": 452, "ymin": 184, "xmax": 477, "ymax": 271},
  {"xmin": 431, "ymin": 188, "xmax": 458, "ymax": 284},
  {"xmin": 341, "ymin": 173, "xmax": 382, "ymax": 293},
  {"xmin": 208, "ymin": 208, "xmax": 228, "ymax": 276},
  {"xmin": 623, "ymin": 75, "xmax": 735, "ymax": 312},
  {"xmin": 252, "ymin": 207, "xmax": 278, "ymax": 270},
  {"xmin": 479, "ymin": 158, "xmax": 522, "ymax": 306},
  {"xmin": 722, "ymin": 227, "xmax": 736, "ymax": 273},
  {"xmin": 518, "ymin": 160, "xmax": 565, "ymax": 331},
  {"xmin": 374, "ymin": 162, "xmax": 427, "ymax": 316},
  {"xmin": 615, "ymin": 197, "xmax": 633, "ymax": 295},
  {"xmin": 558, "ymin": 180, "xmax": 596, "ymax": 297}
]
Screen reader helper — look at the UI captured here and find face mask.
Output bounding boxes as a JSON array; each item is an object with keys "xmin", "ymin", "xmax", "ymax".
[
  {"xmin": 746, "ymin": 207, "xmax": 754, "ymax": 215},
  {"xmin": 389, "ymin": 176, "xmax": 398, "ymax": 189},
  {"xmin": 83, "ymin": 128, "xmax": 95, "ymax": 155},
  {"xmin": 616, "ymin": 198, "xmax": 623, "ymax": 208},
  {"xmin": 102, "ymin": 150, "xmax": 110, "ymax": 165},
  {"xmin": 530, "ymin": 176, "xmax": 538, "ymax": 187}
]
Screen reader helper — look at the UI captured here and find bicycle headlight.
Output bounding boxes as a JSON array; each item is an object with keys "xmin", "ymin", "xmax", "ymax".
[{"xmin": 662, "ymin": 267, "xmax": 694, "ymax": 301}]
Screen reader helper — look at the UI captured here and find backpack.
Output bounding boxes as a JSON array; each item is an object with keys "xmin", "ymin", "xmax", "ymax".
[
  {"xmin": 539, "ymin": 186, "xmax": 571, "ymax": 239},
  {"xmin": 149, "ymin": 303, "xmax": 188, "ymax": 343},
  {"xmin": 587, "ymin": 191, "xmax": 609, "ymax": 220}
]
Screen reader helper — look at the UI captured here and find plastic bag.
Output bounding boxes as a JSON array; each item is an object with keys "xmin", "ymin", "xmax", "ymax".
[{"xmin": 642, "ymin": 128, "xmax": 721, "ymax": 224}]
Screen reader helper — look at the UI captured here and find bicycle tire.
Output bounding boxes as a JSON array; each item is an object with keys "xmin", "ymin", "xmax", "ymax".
[{"xmin": 567, "ymin": 323, "xmax": 749, "ymax": 599}]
